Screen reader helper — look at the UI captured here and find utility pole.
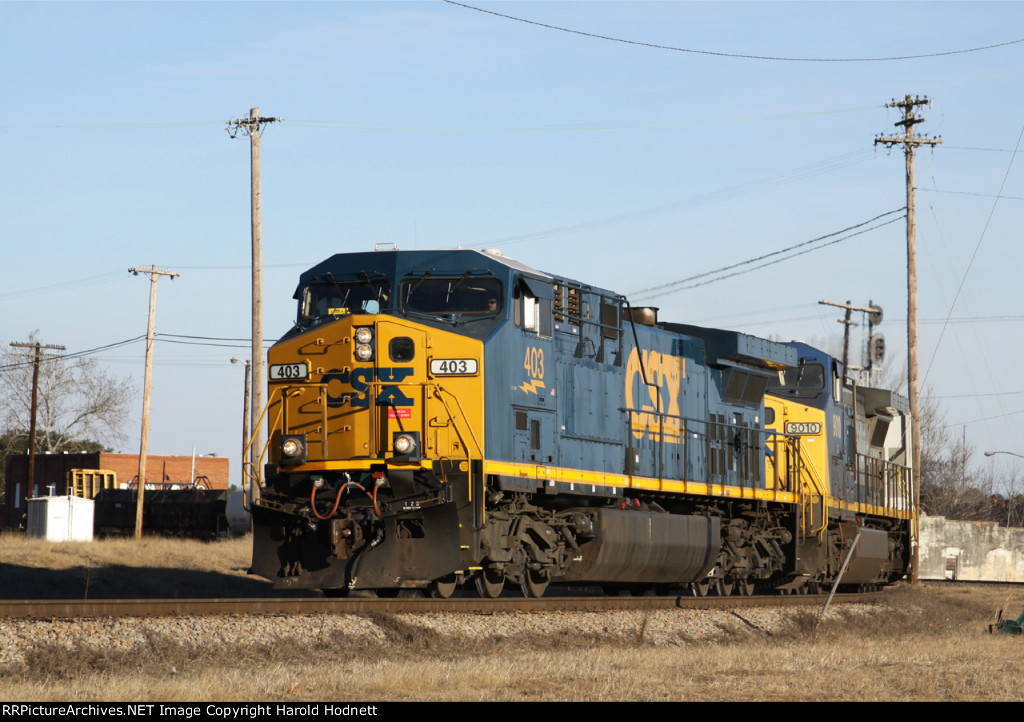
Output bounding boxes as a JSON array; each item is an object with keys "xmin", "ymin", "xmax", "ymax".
[
  {"xmin": 9, "ymin": 341, "xmax": 65, "ymax": 495},
  {"xmin": 819, "ymin": 299, "xmax": 858, "ymax": 372},
  {"xmin": 818, "ymin": 300, "xmax": 883, "ymax": 384},
  {"xmin": 230, "ymin": 358, "xmax": 251, "ymax": 492},
  {"xmin": 129, "ymin": 265, "xmax": 180, "ymax": 538},
  {"xmin": 875, "ymin": 94, "xmax": 942, "ymax": 584},
  {"xmin": 227, "ymin": 107, "xmax": 281, "ymax": 496}
]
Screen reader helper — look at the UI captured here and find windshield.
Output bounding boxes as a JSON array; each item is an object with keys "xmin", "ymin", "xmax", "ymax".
[
  {"xmin": 300, "ymin": 281, "xmax": 391, "ymax": 322},
  {"xmin": 768, "ymin": 363, "xmax": 825, "ymax": 394},
  {"xmin": 400, "ymin": 278, "xmax": 503, "ymax": 317}
]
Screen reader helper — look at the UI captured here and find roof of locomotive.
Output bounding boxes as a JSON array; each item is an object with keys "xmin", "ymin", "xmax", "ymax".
[
  {"xmin": 661, "ymin": 322, "xmax": 796, "ymax": 370},
  {"xmin": 295, "ymin": 248, "xmax": 796, "ymax": 369},
  {"xmin": 295, "ymin": 247, "xmax": 615, "ymax": 298}
]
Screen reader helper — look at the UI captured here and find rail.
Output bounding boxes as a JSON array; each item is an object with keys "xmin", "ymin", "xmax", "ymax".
[{"xmin": 0, "ymin": 591, "xmax": 885, "ymax": 619}]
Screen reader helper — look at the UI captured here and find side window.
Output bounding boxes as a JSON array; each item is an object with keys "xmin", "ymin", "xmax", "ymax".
[{"xmin": 516, "ymin": 278, "xmax": 553, "ymax": 339}]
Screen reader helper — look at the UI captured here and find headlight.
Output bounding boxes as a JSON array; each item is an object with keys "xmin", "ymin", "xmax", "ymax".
[
  {"xmin": 391, "ymin": 431, "xmax": 420, "ymax": 461},
  {"xmin": 354, "ymin": 327, "xmax": 373, "ymax": 344},
  {"xmin": 355, "ymin": 344, "xmax": 374, "ymax": 361},
  {"xmin": 280, "ymin": 434, "xmax": 307, "ymax": 465},
  {"xmin": 394, "ymin": 434, "xmax": 416, "ymax": 455}
]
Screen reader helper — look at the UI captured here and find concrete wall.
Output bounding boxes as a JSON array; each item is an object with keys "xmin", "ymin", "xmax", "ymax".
[{"xmin": 920, "ymin": 513, "xmax": 1024, "ymax": 582}]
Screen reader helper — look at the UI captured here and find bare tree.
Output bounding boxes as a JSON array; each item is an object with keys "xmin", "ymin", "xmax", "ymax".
[
  {"xmin": 916, "ymin": 387, "xmax": 994, "ymax": 521},
  {"xmin": 0, "ymin": 333, "xmax": 134, "ymax": 456}
]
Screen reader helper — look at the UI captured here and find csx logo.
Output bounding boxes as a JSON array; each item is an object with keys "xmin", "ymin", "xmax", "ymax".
[
  {"xmin": 323, "ymin": 367, "xmax": 415, "ymax": 409},
  {"xmin": 625, "ymin": 347, "xmax": 685, "ymax": 444}
]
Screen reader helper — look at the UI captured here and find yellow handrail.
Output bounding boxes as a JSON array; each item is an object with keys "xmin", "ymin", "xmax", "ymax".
[{"xmin": 773, "ymin": 434, "xmax": 829, "ymax": 540}]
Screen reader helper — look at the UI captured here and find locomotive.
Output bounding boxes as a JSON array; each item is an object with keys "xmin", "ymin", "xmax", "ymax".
[{"xmin": 249, "ymin": 247, "xmax": 913, "ymax": 597}]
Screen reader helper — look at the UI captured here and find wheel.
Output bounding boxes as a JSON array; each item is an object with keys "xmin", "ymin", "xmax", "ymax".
[
  {"xmin": 806, "ymin": 582, "xmax": 820, "ymax": 595},
  {"xmin": 716, "ymin": 579, "xmax": 735, "ymax": 596},
  {"xmin": 692, "ymin": 578, "xmax": 711, "ymax": 597},
  {"xmin": 475, "ymin": 568, "xmax": 505, "ymax": 598},
  {"xmin": 430, "ymin": 574, "xmax": 459, "ymax": 599},
  {"xmin": 738, "ymin": 578, "xmax": 754, "ymax": 596},
  {"xmin": 520, "ymin": 569, "xmax": 549, "ymax": 598},
  {"xmin": 630, "ymin": 585, "xmax": 656, "ymax": 597},
  {"xmin": 347, "ymin": 589, "xmax": 379, "ymax": 598}
]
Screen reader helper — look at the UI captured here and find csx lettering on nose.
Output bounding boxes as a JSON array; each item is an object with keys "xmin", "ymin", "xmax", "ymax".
[{"xmin": 323, "ymin": 367, "xmax": 415, "ymax": 408}]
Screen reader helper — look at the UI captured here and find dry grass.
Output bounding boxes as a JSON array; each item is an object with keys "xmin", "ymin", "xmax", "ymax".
[
  {"xmin": 1, "ymin": 534, "xmax": 1023, "ymax": 701},
  {"xmin": 0, "ymin": 532, "xmax": 306, "ymax": 599}
]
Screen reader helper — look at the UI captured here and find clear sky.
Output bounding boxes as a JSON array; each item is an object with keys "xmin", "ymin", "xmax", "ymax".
[{"xmin": 2, "ymin": 1, "xmax": 1023, "ymax": 484}]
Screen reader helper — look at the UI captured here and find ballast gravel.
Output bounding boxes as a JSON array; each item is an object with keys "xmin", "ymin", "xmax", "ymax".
[{"xmin": 0, "ymin": 605, "xmax": 869, "ymax": 667}]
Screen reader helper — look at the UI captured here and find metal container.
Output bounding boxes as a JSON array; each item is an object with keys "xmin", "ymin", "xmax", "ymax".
[
  {"xmin": 226, "ymin": 490, "xmax": 251, "ymax": 536},
  {"xmin": 26, "ymin": 495, "xmax": 94, "ymax": 542}
]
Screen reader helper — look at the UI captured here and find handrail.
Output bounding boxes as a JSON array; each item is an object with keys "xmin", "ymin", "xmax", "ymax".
[
  {"xmin": 428, "ymin": 383, "xmax": 485, "ymax": 525},
  {"xmin": 854, "ymin": 452, "xmax": 912, "ymax": 514},
  {"xmin": 788, "ymin": 436, "xmax": 829, "ymax": 539},
  {"xmin": 242, "ymin": 384, "xmax": 292, "ymax": 511}
]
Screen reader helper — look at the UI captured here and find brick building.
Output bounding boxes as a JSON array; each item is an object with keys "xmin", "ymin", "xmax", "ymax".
[{"xmin": 3, "ymin": 452, "xmax": 229, "ymax": 528}]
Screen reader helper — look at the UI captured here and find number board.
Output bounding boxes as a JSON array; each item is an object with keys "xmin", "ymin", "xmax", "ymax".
[
  {"xmin": 430, "ymin": 359, "xmax": 478, "ymax": 376},
  {"xmin": 269, "ymin": 363, "xmax": 309, "ymax": 381},
  {"xmin": 786, "ymin": 421, "xmax": 821, "ymax": 435}
]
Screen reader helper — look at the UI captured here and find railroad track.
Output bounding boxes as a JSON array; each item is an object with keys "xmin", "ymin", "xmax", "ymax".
[{"xmin": 0, "ymin": 591, "xmax": 881, "ymax": 619}]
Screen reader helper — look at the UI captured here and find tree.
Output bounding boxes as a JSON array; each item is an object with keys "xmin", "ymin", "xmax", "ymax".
[{"xmin": 0, "ymin": 334, "xmax": 134, "ymax": 495}]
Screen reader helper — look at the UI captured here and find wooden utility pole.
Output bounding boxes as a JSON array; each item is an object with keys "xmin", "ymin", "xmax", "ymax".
[
  {"xmin": 230, "ymin": 358, "xmax": 251, "ymax": 492},
  {"xmin": 227, "ymin": 107, "xmax": 281, "ymax": 495},
  {"xmin": 818, "ymin": 299, "xmax": 883, "ymax": 383},
  {"xmin": 129, "ymin": 265, "xmax": 180, "ymax": 538},
  {"xmin": 9, "ymin": 341, "xmax": 65, "ymax": 495},
  {"xmin": 875, "ymin": 94, "xmax": 942, "ymax": 584}
]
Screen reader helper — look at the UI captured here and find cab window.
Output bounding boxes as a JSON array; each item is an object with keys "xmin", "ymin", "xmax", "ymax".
[
  {"xmin": 400, "ymin": 278, "xmax": 503, "ymax": 316},
  {"xmin": 301, "ymin": 281, "xmax": 391, "ymax": 322},
  {"xmin": 768, "ymin": 363, "xmax": 825, "ymax": 395}
]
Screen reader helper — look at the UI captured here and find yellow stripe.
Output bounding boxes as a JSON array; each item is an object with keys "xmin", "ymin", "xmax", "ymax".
[
  {"xmin": 482, "ymin": 459, "xmax": 802, "ymax": 505},
  {"xmin": 287, "ymin": 459, "xmax": 435, "ymax": 472},
  {"xmin": 286, "ymin": 458, "xmax": 912, "ymax": 520},
  {"xmin": 827, "ymin": 499, "xmax": 915, "ymax": 521}
]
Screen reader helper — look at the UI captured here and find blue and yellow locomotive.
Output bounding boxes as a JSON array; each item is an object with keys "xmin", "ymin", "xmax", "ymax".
[{"xmin": 249, "ymin": 248, "xmax": 913, "ymax": 597}]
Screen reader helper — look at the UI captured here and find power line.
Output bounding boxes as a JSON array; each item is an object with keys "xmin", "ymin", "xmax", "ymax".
[
  {"xmin": 916, "ymin": 188, "xmax": 1024, "ymax": 201},
  {"xmin": 630, "ymin": 209, "xmax": 905, "ymax": 300},
  {"xmin": 921, "ymin": 123, "xmax": 1024, "ymax": 388},
  {"xmin": 158, "ymin": 333, "xmax": 260, "ymax": 343},
  {"xmin": 944, "ymin": 146, "xmax": 1022, "ymax": 152},
  {"xmin": 471, "ymin": 149, "xmax": 874, "ymax": 249},
  {"xmin": 941, "ymin": 409, "xmax": 1024, "ymax": 428},
  {"xmin": 0, "ymin": 336, "xmax": 147, "ymax": 371},
  {"xmin": 288, "ymin": 106, "xmax": 879, "ymax": 132},
  {"xmin": 444, "ymin": 1, "xmax": 1024, "ymax": 62},
  {"xmin": 0, "ymin": 272, "xmax": 127, "ymax": 301},
  {"xmin": 928, "ymin": 391, "xmax": 1024, "ymax": 400}
]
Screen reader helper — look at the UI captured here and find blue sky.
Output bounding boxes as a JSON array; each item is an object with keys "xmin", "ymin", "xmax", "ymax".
[{"xmin": 2, "ymin": 1, "xmax": 1023, "ymax": 483}]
